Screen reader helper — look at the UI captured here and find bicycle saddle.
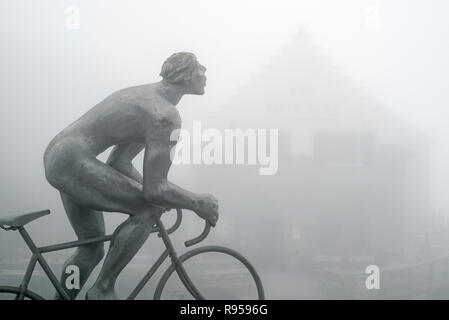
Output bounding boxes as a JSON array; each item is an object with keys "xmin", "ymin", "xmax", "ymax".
[{"xmin": 0, "ymin": 209, "xmax": 50, "ymax": 228}]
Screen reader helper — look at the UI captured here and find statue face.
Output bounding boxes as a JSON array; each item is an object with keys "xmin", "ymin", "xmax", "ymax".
[{"xmin": 189, "ymin": 63, "xmax": 207, "ymax": 95}]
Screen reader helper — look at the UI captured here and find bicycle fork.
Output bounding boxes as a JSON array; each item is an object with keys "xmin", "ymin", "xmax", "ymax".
[
  {"xmin": 155, "ymin": 218, "xmax": 205, "ymax": 300},
  {"xmin": 127, "ymin": 218, "xmax": 204, "ymax": 300}
]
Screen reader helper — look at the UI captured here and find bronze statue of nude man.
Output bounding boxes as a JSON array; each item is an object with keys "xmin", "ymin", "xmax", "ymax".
[{"xmin": 43, "ymin": 52, "xmax": 219, "ymax": 300}]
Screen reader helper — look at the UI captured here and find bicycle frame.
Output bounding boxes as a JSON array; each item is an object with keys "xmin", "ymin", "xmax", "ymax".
[
  {"xmin": 15, "ymin": 227, "xmax": 112, "ymax": 300},
  {"xmin": 9, "ymin": 210, "xmax": 210, "ymax": 300}
]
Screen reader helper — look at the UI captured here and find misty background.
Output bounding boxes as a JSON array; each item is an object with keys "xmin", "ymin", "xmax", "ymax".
[{"xmin": 1, "ymin": 0, "xmax": 449, "ymax": 299}]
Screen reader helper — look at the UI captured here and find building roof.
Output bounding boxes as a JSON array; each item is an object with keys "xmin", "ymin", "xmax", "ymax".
[{"xmin": 207, "ymin": 28, "xmax": 428, "ymax": 155}]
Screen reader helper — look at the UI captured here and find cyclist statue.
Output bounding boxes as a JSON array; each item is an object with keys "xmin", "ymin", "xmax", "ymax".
[{"xmin": 43, "ymin": 52, "xmax": 219, "ymax": 300}]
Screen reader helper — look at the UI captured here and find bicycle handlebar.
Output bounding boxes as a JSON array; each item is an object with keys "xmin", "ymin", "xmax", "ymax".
[
  {"xmin": 184, "ymin": 221, "xmax": 211, "ymax": 247},
  {"xmin": 156, "ymin": 208, "xmax": 211, "ymax": 247},
  {"xmin": 166, "ymin": 209, "xmax": 183, "ymax": 234}
]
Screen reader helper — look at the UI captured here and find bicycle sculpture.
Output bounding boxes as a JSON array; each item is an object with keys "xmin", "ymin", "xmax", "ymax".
[
  {"xmin": 0, "ymin": 208, "xmax": 264, "ymax": 300},
  {"xmin": 0, "ymin": 52, "xmax": 265, "ymax": 299}
]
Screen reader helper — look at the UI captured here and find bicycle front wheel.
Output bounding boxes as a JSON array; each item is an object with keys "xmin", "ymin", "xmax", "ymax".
[
  {"xmin": 154, "ymin": 246, "xmax": 265, "ymax": 300},
  {"xmin": 0, "ymin": 286, "xmax": 45, "ymax": 300}
]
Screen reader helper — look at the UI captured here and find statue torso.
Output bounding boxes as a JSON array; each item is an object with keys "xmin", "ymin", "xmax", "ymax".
[{"xmin": 45, "ymin": 84, "xmax": 181, "ymax": 158}]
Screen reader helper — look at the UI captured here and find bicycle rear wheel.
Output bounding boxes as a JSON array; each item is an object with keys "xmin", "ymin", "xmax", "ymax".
[
  {"xmin": 154, "ymin": 246, "xmax": 265, "ymax": 300},
  {"xmin": 0, "ymin": 286, "xmax": 45, "ymax": 300}
]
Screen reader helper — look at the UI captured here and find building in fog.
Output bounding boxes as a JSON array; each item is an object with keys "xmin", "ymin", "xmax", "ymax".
[{"xmin": 190, "ymin": 29, "xmax": 435, "ymax": 268}]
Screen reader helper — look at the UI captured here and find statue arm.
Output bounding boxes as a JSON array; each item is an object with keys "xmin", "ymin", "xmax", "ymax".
[
  {"xmin": 142, "ymin": 135, "xmax": 199, "ymax": 212},
  {"xmin": 106, "ymin": 142, "xmax": 145, "ymax": 184}
]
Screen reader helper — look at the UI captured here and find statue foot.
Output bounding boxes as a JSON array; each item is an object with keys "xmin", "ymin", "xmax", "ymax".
[{"xmin": 86, "ymin": 286, "xmax": 118, "ymax": 300}]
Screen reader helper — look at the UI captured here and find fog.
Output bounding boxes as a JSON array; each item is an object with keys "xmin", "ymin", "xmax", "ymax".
[{"xmin": 1, "ymin": 0, "xmax": 449, "ymax": 299}]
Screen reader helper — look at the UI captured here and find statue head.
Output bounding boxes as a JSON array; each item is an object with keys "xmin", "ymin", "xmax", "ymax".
[{"xmin": 160, "ymin": 52, "xmax": 207, "ymax": 95}]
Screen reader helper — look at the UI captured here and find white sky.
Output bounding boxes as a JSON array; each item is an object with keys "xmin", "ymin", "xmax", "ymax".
[{"xmin": 1, "ymin": 0, "xmax": 449, "ymax": 213}]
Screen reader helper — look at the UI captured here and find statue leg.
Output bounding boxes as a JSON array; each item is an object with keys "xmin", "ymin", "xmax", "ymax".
[
  {"xmin": 86, "ymin": 209, "xmax": 159, "ymax": 300},
  {"xmin": 54, "ymin": 192, "xmax": 105, "ymax": 300},
  {"xmin": 47, "ymin": 156, "xmax": 163, "ymax": 299}
]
